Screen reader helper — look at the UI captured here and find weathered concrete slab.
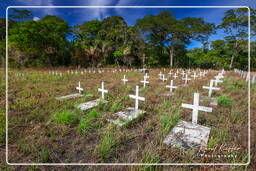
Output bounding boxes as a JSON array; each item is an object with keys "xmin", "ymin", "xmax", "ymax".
[
  {"xmin": 163, "ymin": 120, "xmax": 210, "ymax": 150},
  {"xmin": 55, "ymin": 93, "xmax": 83, "ymax": 101},
  {"xmin": 107, "ymin": 107, "xmax": 145, "ymax": 127},
  {"xmin": 77, "ymin": 99, "xmax": 107, "ymax": 111}
]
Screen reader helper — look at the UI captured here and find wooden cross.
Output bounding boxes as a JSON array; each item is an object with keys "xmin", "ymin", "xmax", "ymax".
[
  {"xmin": 129, "ymin": 86, "xmax": 145, "ymax": 110},
  {"xmin": 76, "ymin": 81, "xmax": 84, "ymax": 94},
  {"xmin": 140, "ymin": 76, "xmax": 149, "ymax": 87},
  {"xmin": 161, "ymin": 74, "xmax": 167, "ymax": 82},
  {"xmin": 166, "ymin": 80, "xmax": 178, "ymax": 93},
  {"xmin": 158, "ymin": 72, "xmax": 163, "ymax": 79},
  {"xmin": 203, "ymin": 80, "xmax": 220, "ymax": 97},
  {"xmin": 192, "ymin": 72, "xmax": 198, "ymax": 79},
  {"xmin": 173, "ymin": 73, "xmax": 178, "ymax": 79},
  {"xmin": 181, "ymin": 93, "xmax": 212, "ymax": 124},
  {"xmin": 98, "ymin": 82, "xmax": 108, "ymax": 99},
  {"xmin": 121, "ymin": 75, "xmax": 128, "ymax": 84},
  {"xmin": 182, "ymin": 74, "xmax": 191, "ymax": 86}
]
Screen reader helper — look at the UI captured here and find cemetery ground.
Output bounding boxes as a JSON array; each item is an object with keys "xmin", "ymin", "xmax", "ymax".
[{"xmin": 0, "ymin": 68, "xmax": 255, "ymax": 170}]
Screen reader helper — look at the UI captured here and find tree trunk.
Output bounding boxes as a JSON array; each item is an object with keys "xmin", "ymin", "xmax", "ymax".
[
  {"xmin": 229, "ymin": 40, "xmax": 238, "ymax": 69},
  {"xmin": 169, "ymin": 46, "xmax": 174, "ymax": 68}
]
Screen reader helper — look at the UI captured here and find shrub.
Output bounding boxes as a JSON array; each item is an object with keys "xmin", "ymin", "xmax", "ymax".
[
  {"xmin": 78, "ymin": 109, "xmax": 101, "ymax": 133},
  {"xmin": 54, "ymin": 110, "xmax": 78, "ymax": 124},
  {"xmin": 217, "ymin": 95, "xmax": 234, "ymax": 107},
  {"xmin": 160, "ymin": 110, "xmax": 180, "ymax": 136},
  {"xmin": 99, "ymin": 132, "xmax": 117, "ymax": 161}
]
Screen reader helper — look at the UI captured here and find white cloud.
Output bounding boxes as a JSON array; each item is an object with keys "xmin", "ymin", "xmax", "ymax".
[{"xmin": 33, "ymin": 16, "xmax": 40, "ymax": 21}]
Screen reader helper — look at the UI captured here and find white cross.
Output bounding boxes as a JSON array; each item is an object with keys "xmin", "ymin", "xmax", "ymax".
[
  {"xmin": 181, "ymin": 93, "xmax": 212, "ymax": 124},
  {"xmin": 216, "ymin": 73, "xmax": 224, "ymax": 79},
  {"xmin": 192, "ymin": 72, "xmax": 198, "ymax": 79},
  {"xmin": 199, "ymin": 72, "xmax": 204, "ymax": 77},
  {"xmin": 173, "ymin": 73, "xmax": 178, "ymax": 79},
  {"xmin": 181, "ymin": 71, "xmax": 186, "ymax": 77},
  {"xmin": 203, "ymin": 80, "xmax": 220, "ymax": 97},
  {"xmin": 76, "ymin": 81, "xmax": 84, "ymax": 94},
  {"xmin": 145, "ymin": 73, "xmax": 149, "ymax": 79},
  {"xmin": 129, "ymin": 86, "xmax": 145, "ymax": 110},
  {"xmin": 166, "ymin": 80, "xmax": 178, "ymax": 93},
  {"xmin": 158, "ymin": 72, "xmax": 163, "ymax": 79},
  {"xmin": 121, "ymin": 75, "xmax": 128, "ymax": 84},
  {"xmin": 161, "ymin": 74, "xmax": 167, "ymax": 82},
  {"xmin": 182, "ymin": 74, "xmax": 191, "ymax": 86},
  {"xmin": 140, "ymin": 76, "xmax": 149, "ymax": 87},
  {"xmin": 98, "ymin": 82, "xmax": 108, "ymax": 99},
  {"xmin": 214, "ymin": 76, "xmax": 223, "ymax": 86}
]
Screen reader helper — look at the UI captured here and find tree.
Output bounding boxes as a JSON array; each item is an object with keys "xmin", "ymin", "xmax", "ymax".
[
  {"xmin": 9, "ymin": 15, "xmax": 69, "ymax": 67},
  {"xmin": 136, "ymin": 11, "xmax": 215, "ymax": 67},
  {"xmin": 218, "ymin": 8, "xmax": 256, "ymax": 69}
]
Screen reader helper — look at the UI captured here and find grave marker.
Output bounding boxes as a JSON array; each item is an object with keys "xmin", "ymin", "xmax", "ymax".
[
  {"xmin": 182, "ymin": 74, "xmax": 191, "ymax": 86},
  {"xmin": 140, "ymin": 76, "xmax": 149, "ymax": 87},
  {"xmin": 166, "ymin": 80, "xmax": 178, "ymax": 95},
  {"xmin": 121, "ymin": 75, "xmax": 128, "ymax": 84},
  {"xmin": 202, "ymin": 80, "xmax": 220, "ymax": 97},
  {"xmin": 181, "ymin": 93, "xmax": 212, "ymax": 124}
]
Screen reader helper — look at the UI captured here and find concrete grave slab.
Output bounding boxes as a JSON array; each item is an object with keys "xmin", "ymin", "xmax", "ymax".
[
  {"xmin": 55, "ymin": 93, "xmax": 83, "ymax": 101},
  {"xmin": 163, "ymin": 120, "xmax": 211, "ymax": 150},
  {"xmin": 107, "ymin": 107, "xmax": 145, "ymax": 127},
  {"xmin": 76, "ymin": 98, "xmax": 107, "ymax": 111}
]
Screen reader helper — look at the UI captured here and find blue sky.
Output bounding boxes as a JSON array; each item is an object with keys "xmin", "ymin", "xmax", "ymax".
[{"xmin": 1, "ymin": 0, "xmax": 255, "ymax": 49}]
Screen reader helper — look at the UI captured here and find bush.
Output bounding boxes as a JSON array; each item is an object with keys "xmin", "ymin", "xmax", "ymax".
[
  {"xmin": 78, "ymin": 109, "xmax": 101, "ymax": 133},
  {"xmin": 54, "ymin": 110, "xmax": 78, "ymax": 124},
  {"xmin": 99, "ymin": 132, "xmax": 117, "ymax": 161},
  {"xmin": 160, "ymin": 110, "xmax": 180, "ymax": 136},
  {"xmin": 217, "ymin": 95, "xmax": 234, "ymax": 107}
]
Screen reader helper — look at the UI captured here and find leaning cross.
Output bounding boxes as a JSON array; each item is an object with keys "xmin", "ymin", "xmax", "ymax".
[
  {"xmin": 203, "ymin": 80, "xmax": 220, "ymax": 97},
  {"xmin": 129, "ymin": 86, "xmax": 145, "ymax": 110},
  {"xmin": 181, "ymin": 93, "xmax": 212, "ymax": 124},
  {"xmin": 98, "ymin": 82, "xmax": 108, "ymax": 99}
]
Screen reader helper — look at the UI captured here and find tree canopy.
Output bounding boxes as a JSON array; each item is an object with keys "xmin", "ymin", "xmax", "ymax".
[{"xmin": 1, "ymin": 8, "xmax": 255, "ymax": 70}]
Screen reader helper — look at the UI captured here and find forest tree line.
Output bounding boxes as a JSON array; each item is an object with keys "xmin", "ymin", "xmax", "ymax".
[{"xmin": 0, "ymin": 8, "xmax": 255, "ymax": 70}]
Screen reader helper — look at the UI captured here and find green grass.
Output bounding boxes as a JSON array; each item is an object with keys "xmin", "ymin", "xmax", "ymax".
[
  {"xmin": 39, "ymin": 148, "xmax": 50, "ymax": 162},
  {"xmin": 160, "ymin": 110, "xmax": 180, "ymax": 136},
  {"xmin": 53, "ymin": 110, "xmax": 79, "ymax": 124},
  {"xmin": 0, "ymin": 114, "xmax": 5, "ymax": 144},
  {"xmin": 78, "ymin": 109, "xmax": 101, "ymax": 133},
  {"xmin": 140, "ymin": 151, "xmax": 161, "ymax": 171},
  {"xmin": 110, "ymin": 101, "xmax": 123, "ymax": 112},
  {"xmin": 217, "ymin": 95, "xmax": 234, "ymax": 107},
  {"xmin": 99, "ymin": 131, "xmax": 118, "ymax": 161}
]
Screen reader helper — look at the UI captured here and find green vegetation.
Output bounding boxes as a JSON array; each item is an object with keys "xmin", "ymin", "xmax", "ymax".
[
  {"xmin": 2, "ymin": 8, "xmax": 255, "ymax": 69},
  {"xmin": 0, "ymin": 113, "xmax": 5, "ymax": 143},
  {"xmin": 160, "ymin": 111, "xmax": 180, "ymax": 136},
  {"xmin": 140, "ymin": 151, "xmax": 161, "ymax": 171},
  {"xmin": 217, "ymin": 95, "xmax": 235, "ymax": 107},
  {"xmin": 78, "ymin": 109, "xmax": 101, "ymax": 133},
  {"xmin": 53, "ymin": 110, "xmax": 78, "ymax": 124},
  {"xmin": 99, "ymin": 131, "xmax": 118, "ymax": 161}
]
